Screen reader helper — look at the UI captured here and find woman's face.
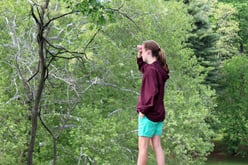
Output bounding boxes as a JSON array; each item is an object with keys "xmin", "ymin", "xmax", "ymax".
[{"xmin": 140, "ymin": 45, "xmax": 150, "ymax": 62}]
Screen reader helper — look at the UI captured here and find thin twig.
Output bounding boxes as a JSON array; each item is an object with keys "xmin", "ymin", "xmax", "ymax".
[
  {"xmin": 39, "ymin": 109, "xmax": 54, "ymax": 138},
  {"xmin": 36, "ymin": 5, "xmax": 42, "ymax": 25},
  {"xmin": 44, "ymin": 11, "xmax": 74, "ymax": 28},
  {"xmin": 45, "ymin": 38, "xmax": 86, "ymax": 57},
  {"xmin": 30, "ymin": 5, "xmax": 40, "ymax": 25},
  {"xmin": 87, "ymin": 78, "xmax": 139, "ymax": 95},
  {"xmin": 27, "ymin": 62, "xmax": 40, "ymax": 82},
  {"xmin": 83, "ymin": 28, "xmax": 101, "ymax": 53},
  {"xmin": 108, "ymin": 8, "xmax": 142, "ymax": 32}
]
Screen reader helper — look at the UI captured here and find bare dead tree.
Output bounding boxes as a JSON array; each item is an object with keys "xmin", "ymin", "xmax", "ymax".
[
  {"xmin": 27, "ymin": 2, "xmax": 48, "ymax": 164},
  {"xmin": 26, "ymin": 0, "xmax": 112, "ymax": 164},
  {"xmin": 26, "ymin": 1, "xmax": 83, "ymax": 164},
  {"xmin": 4, "ymin": 10, "xmax": 38, "ymax": 164},
  {"xmin": 3, "ymin": 0, "xmax": 139, "ymax": 164}
]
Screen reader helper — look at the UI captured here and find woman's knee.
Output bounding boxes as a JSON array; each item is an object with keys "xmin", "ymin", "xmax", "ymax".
[{"xmin": 151, "ymin": 136, "xmax": 162, "ymax": 148}]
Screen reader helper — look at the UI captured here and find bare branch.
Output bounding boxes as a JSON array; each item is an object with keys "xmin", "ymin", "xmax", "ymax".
[
  {"xmin": 46, "ymin": 25, "xmax": 101, "ymax": 61},
  {"xmin": 5, "ymin": 78, "xmax": 22, "ymax": 104},
  {"xmin": 46, "ymin": 49, "xmax": 55, "ymax": 67},
  {"xmin": 92, "ymin": 78, "xmax": 139, "ymax": 95},
  {"xmin": 45, "ymin": 38, "xmax": 86, "ymax": 60},
  {"xmin": 47, "ymin": 50, "xmax": 84, "ymax": 60},
  {"xmin": 48, "ymin": 27, "xmax": 66, "ymax": 41},
  {"xmin": 39, "ymin": 110, "xmax": 55, "ymax": 138},
  {"xmin": 4, "ymin": 15, "xmax": 35, "ymax": 103},
  {"xmin": 27, "ymin": 0, "xmax": 39, "ymax": 6},
  {"xmin": 108, "ymin": 8, "xmax": 142, "ymax": 32},
  {"xmin": 45, "ymin": 43, "xmax": 86, "ymax": 73},
  {"xmin": 80, "ymin": 77, "xmax": 99, "ymax": 94},
  {"xmin": 44, "ymin": 11, "xmax": 74, "ymax": 28},
  {"xmin": 83, "ymin": 28, "xmax": 101, "ymax": 52},
  {"xmin": 108, "ymin": 109, "xmax": 122, "ymax": 117},
  {"xmin": 27, "ymin": 62, "xmax": 40, "ymax": 82},
  {"xmin": 49, "ymin": 73, "xmax": 80, "ymax": 97},
  {"xmin": 30, "ymin": 5, "xmax": 40, "ymax": 25},
  {"xmin": 37, "ymin": 5, "xmax": 44, "ymax": 25},
  {"xmin": 44, "ymin": 0, "xmax": 50, "ymax": 9}
]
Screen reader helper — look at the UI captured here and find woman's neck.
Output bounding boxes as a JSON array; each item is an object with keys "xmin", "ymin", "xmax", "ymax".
[{"xmin": 147, "ymin": 57, "xmax": 157, "ymax": 64}]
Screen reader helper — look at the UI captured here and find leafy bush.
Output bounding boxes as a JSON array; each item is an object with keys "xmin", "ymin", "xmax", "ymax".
[{"xmin": 217, "ymin": 55, "xmax": 248, "ymax": 156}]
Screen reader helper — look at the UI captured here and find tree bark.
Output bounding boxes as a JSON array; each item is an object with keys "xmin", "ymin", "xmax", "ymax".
[
  {"xmin": 27, "ymin": 1, "xmax": 49, "ymax": 164},
  {"xmin": 53, "ymin": 138, "xmax": 58, "ymax": 165}
]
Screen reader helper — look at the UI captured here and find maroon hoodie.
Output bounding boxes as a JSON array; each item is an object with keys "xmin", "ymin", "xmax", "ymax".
[{"xmin": 136, "ymin": 57, "xmax": 169, "ymax": 122}]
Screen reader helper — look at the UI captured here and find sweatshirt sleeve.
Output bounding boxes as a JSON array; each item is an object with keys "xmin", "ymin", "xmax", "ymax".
[
  {"xmin": 137, "ymin": 57, "xmax": 147, "ymax": 73},
  {"xmin": 137, "ymin": 68, "xmax": 159, "ymax": 114}
]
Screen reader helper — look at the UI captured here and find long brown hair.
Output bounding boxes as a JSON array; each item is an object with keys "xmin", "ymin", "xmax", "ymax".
[{"xmin": 143, "ymin": 40, "xmax": 169, "ymax": 73}]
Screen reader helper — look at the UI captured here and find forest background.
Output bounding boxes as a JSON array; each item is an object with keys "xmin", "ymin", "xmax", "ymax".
[{"xmin": 0, "ymin": 0, "xmax": 248, "ymax": 165}]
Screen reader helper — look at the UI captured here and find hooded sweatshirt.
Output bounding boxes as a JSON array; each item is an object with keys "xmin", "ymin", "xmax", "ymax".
[{"xmin": 136, "ymin": 57, "xmax": 169, "ymax": 122}]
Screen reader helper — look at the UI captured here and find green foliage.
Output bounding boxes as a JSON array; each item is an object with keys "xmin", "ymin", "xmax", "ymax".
[
  {"xmin": 235, "ymin": 3, "xmax": 248, "ymax": 54},
  {"xmin": 184, "ymin": 0, "xmax": 220, "ymax": 87},
  {"xmin": 0, "ymin": 59, "xmax": 28, "ymax": 164},
  {"xmin": 213, "ymin": 2, "xmax": 240, "ymax": 60},
  {"xmin": 86, "ymin": 0, "xmax": 216, "ymax": 164},
  {"xmin": 219, "ymin": 0, "xmax": 248, "ymax": 54},
  {"xmin": 0, "ymin": 103, "xmax": 29, "ymax": 164},
  {"xmin": 1, "ymin": 0, "xmax": 135, "ymax": 164},
  {"xmin": 185, "ymin": 0, "xmax": 219, "ymax": 61},
  {"xmin": 163, "ymin": 47, "xmax": 216, "ymax": 164},
  {"xmin": 0, "ymin": 45, "xmax": 28, "ymax": 165},
  {"xmin": 209, "ymin": 2, "xmax": 241, "ymax": 92},
  {"xmin": 64, "ymin": 0, "xmax": 115, "ymax": 26},
  {"xmin": 0, "ymin": 0, "xmax": 228, "ymax": 164},
  {"xmin": 67, "ymin": 106, "xmax": 137, "ymax": 164},
  {"xmin": 217, "ymin": 55, "xmax": 248, "ymax": 156},
  {"xmin": 0, "ymin": 0, "xmax": 33, "ymax": 164}
]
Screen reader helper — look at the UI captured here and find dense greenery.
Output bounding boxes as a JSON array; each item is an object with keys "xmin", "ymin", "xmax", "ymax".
[
  {"xmin": 215, "ymin": 0, "xmax": 248, "ymax": 156},
  {"xmin": 217, "ymin": 56, "xmax": 248, "ymax": 155},
  {"xmin": 0, "ymin": 0, "xmax": 247, "ymax": 164},
  {"xmin": 183, "ymin": 0, "xmax": 219, "ymax": 87},
  {"xmin": 219, "ymin": 0, "xmax": 248, "ymax": 54}
]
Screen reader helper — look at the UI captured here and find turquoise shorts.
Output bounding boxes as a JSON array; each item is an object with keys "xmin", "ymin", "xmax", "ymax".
[{"xmin": 138, "ymin": 115, "xmax": 164, "ymax": 138}]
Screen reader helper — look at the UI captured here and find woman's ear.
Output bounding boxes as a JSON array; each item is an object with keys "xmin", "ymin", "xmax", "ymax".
[{"xmin": 147, "ymin": 49, "xmax": 152, "ymax": 56}]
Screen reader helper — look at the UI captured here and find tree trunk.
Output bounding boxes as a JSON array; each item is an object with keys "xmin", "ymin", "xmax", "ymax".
[
  {"xmin": 27, "ymin": 1, "xmax": 48, "ymax": 164},
  {"xmin": 27, "ymin": 32, "xmax": 46, "ymax": 165},
  {"xmin": 53, "ymin": 138, "xmax": 58, "ymax": 165}
]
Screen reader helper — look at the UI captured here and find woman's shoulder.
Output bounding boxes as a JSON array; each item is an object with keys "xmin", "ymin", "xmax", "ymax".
[{"xmin": 144, "ymin": 65, "xmax": 158, "ymax": 75}]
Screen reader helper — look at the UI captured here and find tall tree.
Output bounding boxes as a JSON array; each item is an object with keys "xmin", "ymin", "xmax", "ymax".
[
  {"xmin": 183, "ymin": 0, "xmax": 219, "ymax": 87},
  {"xmin": 217, "ymin": 55, "xmax": 248, "ymax": 155},
  {"xmin": 209, "ymin": 2, "xmax": 241, "ymax": 92},
  {"xmin": 26, "ymin": 1, "xmax": 118, "ymax": 164},
  {"xmin": 213, "ymin": 2, "xmax": 240, "ymax": 60},
  {"xmin": 219, "ymin": 0, "xmax": 248, "ymax": 54},
  {"xmin": 1, "ymin": 0, "xmax": 116, "ymax": 164},
  {"xmin": 1, "ymin": 0, "xmax": 217, "ymax": 164},
  {"xmin": 0, "ymin": 1, "xmax": 33, "ymax": 163},
  {"xmin": 86, "ymin": 0, "xmax": 216, "ymax": 164},
  {"xmin": 215, "ymin": 0, "xmax": 248, "ymax": 156}
]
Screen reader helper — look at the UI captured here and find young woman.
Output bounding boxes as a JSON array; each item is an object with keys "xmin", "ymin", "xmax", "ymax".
[{"xmin": 136, "ymin": 40, "xmax": 169, "ymax": 165}]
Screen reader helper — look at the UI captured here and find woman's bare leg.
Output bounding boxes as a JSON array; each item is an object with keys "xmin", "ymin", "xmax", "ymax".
[
  {"xmin": 137, "ymin": 136, "xmax": 150, "ymax": 165},
  {"xmin": 151, "ymin": 136, "xmax": 165, "ymax": 165}
]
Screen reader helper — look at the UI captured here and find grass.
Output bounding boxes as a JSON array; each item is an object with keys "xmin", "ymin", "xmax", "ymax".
[
  {"xmin": 206, "ymin": 159, "xmax": 248, "ymax": 165},
  {"xmin": 204, "ymin": 137, "xmax": 248, "ymax": 165},
  {"xmin": 206, "ymin": 151, "xmax": 248, "ymax": 165},
  {"xmin": 146, "ymin": 137, "xmax": 248, "ymax": 165},
  {"xmin": 206, "ymin": 162, "xmax": 247, "ymax": 165}
]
